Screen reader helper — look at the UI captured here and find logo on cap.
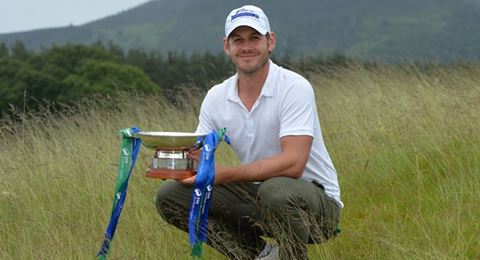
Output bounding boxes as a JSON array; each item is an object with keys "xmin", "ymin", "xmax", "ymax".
[
  {"xmin": 232, "ymin": 12, "xmax": 259, "ymax": 21},
  {"xmin": 225, "ymin": 5, "xmax": 270, "ymax": 37}
]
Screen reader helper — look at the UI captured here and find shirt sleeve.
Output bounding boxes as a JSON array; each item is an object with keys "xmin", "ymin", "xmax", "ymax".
[
  {"xmin": 279, "ymin": 78, "xmax": 316, "ymax": 138},
  {"xmin": 195, "ymin": 92, "xmax": 215, "ymax": 135}
]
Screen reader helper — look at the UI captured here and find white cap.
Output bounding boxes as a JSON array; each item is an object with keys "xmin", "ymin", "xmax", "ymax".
[{"xmin": 224, "ymin": 5, "xmax": 271, "ymax": 37}]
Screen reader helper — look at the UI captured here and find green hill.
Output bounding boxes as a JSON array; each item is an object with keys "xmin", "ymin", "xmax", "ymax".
[{"xmin": 1, "ymin": 0, "xmax": 480, "ymax": 61}]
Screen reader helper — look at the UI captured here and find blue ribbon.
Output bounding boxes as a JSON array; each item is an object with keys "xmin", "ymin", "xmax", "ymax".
[
  {"xmin": 188, "ymin": 129, "xmax": 229, "ymax": 258},
  {"xmin": 97, "ymin": 128, "xmax": 141, "ymax": 259},
  {"xmin": 96, "ymin": 128, "xmax": 228, "ymax": 259}
]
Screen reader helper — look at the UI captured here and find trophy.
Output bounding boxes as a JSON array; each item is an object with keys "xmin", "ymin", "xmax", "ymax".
[{"xmin": 136, "ymin": 131, "xmax": 204, "ymax": 179}]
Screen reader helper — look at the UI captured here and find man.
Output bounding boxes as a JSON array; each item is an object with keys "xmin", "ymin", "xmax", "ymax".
[{"xmin": 156, "ymin": 5, "xmax": 342, "ymax": 259}]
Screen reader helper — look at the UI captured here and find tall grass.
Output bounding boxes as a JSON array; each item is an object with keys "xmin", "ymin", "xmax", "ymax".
[
  {"xmin": 0, "ymin": 65, "xmax": 479, "ymax": 259},
  {"xmin": 311, "ymin": 64, "xmax": 480, "ymax": 259}
]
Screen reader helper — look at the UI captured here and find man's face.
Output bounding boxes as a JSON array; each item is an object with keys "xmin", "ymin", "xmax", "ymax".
[{"xmin": 224, "ymin": 26, "xmax": 276, "ymax": 74}]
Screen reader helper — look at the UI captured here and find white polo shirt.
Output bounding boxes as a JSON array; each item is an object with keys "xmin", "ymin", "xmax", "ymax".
[{"xmin": 196, "ymin": 60, "xmax": 343, "ymax": 207}]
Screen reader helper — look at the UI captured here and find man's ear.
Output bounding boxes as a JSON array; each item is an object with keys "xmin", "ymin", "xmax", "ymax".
[
  {"xmin": 224, "ymin": 37, "xmax": 230, "ymax": 55},
  {"xmin": 267, "ymin": 32, "xmax": 276, "ymax": 53}
]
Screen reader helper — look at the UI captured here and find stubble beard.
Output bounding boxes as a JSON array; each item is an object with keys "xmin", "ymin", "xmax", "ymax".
[
  {"xmin": 236, "ymin": 54, "xmax": 269, "ymax": 75},
  {"xmin": 233, "ymin": 42, "xmax": 271, "ymax": 75}
]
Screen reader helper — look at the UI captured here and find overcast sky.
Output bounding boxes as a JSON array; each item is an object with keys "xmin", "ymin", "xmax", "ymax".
[{"xmin": 0, "ymin": 0, "xmax": 151, "ymax": 34}]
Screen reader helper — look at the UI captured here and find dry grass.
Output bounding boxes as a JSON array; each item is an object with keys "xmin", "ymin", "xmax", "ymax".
[{"xmin": 0, "ymin": 64, "xmax": 479, "ymax": 259}]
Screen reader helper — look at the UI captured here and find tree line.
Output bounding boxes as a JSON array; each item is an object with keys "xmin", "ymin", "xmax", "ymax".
[{"xmin": 0, "ymin": 40, "xmax": 354, "ymax": 113}]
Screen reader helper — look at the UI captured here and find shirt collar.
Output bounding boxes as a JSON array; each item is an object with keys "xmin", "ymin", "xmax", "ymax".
[{"xmin": 227, "ymin": 60, "xmax": 277, "ymax": 102}]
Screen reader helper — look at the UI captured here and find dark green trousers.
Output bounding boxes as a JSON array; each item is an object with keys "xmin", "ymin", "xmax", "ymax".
[{"xmin": 156, "ymin": 176, "xmax": 340, "ymax": 259}]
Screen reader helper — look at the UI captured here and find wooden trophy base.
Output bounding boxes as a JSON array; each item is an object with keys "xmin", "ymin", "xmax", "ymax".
[{"xmin": 146, "ymin": 168, "xmax": 195, "ymax": 180}]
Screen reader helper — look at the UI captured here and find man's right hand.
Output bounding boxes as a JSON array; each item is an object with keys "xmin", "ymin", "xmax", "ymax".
[{"xmin": 187, "ymin": 148, "xmax": 201, "ymax": 161}]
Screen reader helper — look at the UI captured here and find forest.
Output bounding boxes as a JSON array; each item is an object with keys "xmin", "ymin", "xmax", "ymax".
[{"xmin": 0, "ymin": 40, "xmax": 352, "ymax": 114}]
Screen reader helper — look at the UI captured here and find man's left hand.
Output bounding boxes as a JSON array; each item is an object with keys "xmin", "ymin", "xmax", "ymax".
[{"xmin": 177, "ymin": 165, "xmax": 231, "ymax": 185}]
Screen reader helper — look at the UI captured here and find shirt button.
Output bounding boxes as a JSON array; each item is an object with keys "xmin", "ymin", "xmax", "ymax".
[{"xmin": 247, "ymin": 120, "xmax": 254, "ymax": 137}]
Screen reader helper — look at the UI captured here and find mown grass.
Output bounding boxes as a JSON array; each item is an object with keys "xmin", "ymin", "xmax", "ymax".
[{"xmin": 0, "ymin": 64, "xmax": 479, "ymax": 259}]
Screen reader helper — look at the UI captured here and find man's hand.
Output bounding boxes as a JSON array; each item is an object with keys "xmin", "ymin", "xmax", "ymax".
[
  {"xmin": 176, "ymin": 165, "xmax": 231, "ymax": 185},
  {"xmin": 179, "ymin": 135, "xmax": 312, "ymax": 185},
  {"xmin": 178, "ymin": 148, "xmax": 201, "ymax": 185},
  {"xmin": 187, "ymin": 148, "xmax": 201, "ymax": 161},
  {"xmin": 178, "ymin": 174, "xmax": 196, "ymax": 185}
]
